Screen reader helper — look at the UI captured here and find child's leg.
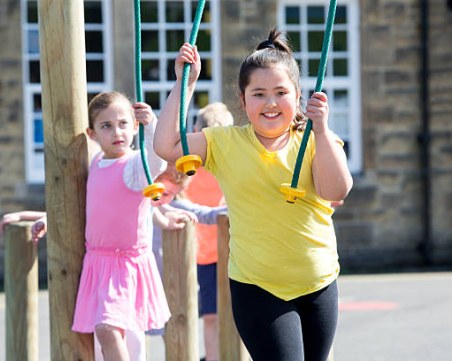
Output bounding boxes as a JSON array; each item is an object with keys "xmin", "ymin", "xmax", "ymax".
[
  {"xmin": 202, "ymin": 313, "xmax": 219, "ymax": 361},
  {"xmin": 198, "ymin": 263, "xmax": 218, "ymax": 361},
  {"xmin": 125, "ymin": 329, "xmax": 146, "ymax": 361},
  {"xmin": 295, "ymin": 281, "xmax": 338, "ymax": 361},
  {"xmin": 95, "ymin": 324, "xmax": 129, "ymax": 361},
  {"xmin": 94, "ymin": 333, "xmax": 104, "ymax": 360},
  {"xmin": 229, "ymin": 279, "xmax": 303, "ymax": 360}
]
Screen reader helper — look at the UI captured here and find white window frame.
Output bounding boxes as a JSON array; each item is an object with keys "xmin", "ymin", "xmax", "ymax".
[
  {"xmin": 278, "ymin": 0, "xmax": 362, "ymax": 173},
  {"xmin": 140, "ymin": 0, "xmax": 221, "ymax": 131},
  {"xmin": 22, "ymin": 0, "xmax": 113, "ymax": 183}
]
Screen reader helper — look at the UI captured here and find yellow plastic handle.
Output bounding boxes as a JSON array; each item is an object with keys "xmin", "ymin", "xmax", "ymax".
[
  {"xmin": 279, "ymin": 183, "xmax": 306, "ymax": 204},
  {"xmin": 143, "ymin": 182, "xmax": 165, "ymax": 201},
  {"xmin": 175, "ymin": 155, "xmax": 203, "ymax": 176}
]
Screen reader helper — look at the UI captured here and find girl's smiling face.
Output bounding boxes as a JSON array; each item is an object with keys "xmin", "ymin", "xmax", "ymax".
[
  {"xmin": 242, "ymin": 65, "xmax": 300, "ymax": 140},
  {"xmin": 87, "ymin": 99, "xmax": 138, "ymax": 159}
]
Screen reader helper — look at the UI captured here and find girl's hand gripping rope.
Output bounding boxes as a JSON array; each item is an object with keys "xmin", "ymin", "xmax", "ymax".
[
  {"xmin": 134, "ymin": 102, "xmax": 165, "ymax": 200},
  {"xmin": 175, "ymin": 44, "xmax": 203, "ymax": 175}
]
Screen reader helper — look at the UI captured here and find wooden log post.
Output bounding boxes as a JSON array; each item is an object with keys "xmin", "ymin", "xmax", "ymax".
[
  {"xmin": 4, "ymin": 222, "xmax": 38, "ymax": 361},
  {"xmin": 162, "ymin": 221, "xmax": 199, "ymax": 361},
  {"xmin": 217, "ymin": 215, "xmax": 248, "ymax": 360},
  {"xmin": 38, "ymin": 0, "xmax": 94, "ymax": 359}
]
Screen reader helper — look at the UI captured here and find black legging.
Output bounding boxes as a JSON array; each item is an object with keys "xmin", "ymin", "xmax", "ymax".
[{"xmin": 230, "ymin": 279, "xmax": 338, "ymax": 361}]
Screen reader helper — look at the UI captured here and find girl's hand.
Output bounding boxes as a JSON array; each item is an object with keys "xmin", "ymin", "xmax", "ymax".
[
  {"xmin": 164, "ymin": 211, "xmax": 190, "ymax": 230},
  {"xmin": 306, "ymin": 92, "xmax": 330, "ymax": 135},
  {"xmin": 175, "ymin": 43, "xmax": 201, "ymax": 85},
  {"xmin": 31, "ymin": 218, "xmax": 47, "ymax": 244},
  {"xmin": 133, "ymin": 102, "xmax": 156, "ymax": 126}
]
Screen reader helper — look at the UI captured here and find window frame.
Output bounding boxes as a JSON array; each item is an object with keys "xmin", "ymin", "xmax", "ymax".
[
  {"xmin": 139, "ymin": 0, "xmax": 222, "ymax": 131},
  {"xmin": 22, "ymin": 0, "xmax": 113, "ymax": 183},
  {"xmin": 278, "ymin": 0, "xmax": 362, "ymax": 173}
]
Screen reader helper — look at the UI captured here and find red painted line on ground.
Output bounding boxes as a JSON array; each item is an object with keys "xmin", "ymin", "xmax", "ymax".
[{"xmin": 339, "ymin": 301, "xmax": 399, "ymax": 311}]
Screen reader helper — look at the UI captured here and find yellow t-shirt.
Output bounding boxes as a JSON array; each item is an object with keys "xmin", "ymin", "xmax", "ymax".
[{"xmin": 203, "ymin": 124, "xmax": 339, "ymax": 301}]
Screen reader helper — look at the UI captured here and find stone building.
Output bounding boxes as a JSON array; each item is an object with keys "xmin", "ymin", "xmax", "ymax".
[{"xmin": 1, "ymin": 0, "xmax": 451, "ymax": 278}]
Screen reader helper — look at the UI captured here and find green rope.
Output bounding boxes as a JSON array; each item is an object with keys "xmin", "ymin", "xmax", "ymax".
[
  {"xmin": 290, "ymin": 0, "xmax": 337, "ymax": 188},
  {"xmin": 134, "ymin": 0, "xmax": 153, "ymax": 185},
  {"xmin": 180, "ymin": 0, "xmax": 206, "ymax": 155}
]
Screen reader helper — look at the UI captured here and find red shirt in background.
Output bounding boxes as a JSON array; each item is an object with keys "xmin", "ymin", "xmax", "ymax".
[{"xmin": 185, "ymin": 167, "xmax": 224, "ymax": 265}]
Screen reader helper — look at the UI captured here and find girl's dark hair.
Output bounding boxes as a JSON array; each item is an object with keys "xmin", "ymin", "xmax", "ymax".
[
  {"xmin": 238, "ymin": 29, "xmax": 307, "ymax": 131},
  {"xmin": 88, "ymin": 91, "xmax": 134, "ymax": 129}
]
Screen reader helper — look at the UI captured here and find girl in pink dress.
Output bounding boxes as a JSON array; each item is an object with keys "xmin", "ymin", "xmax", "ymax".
[{"xmin": 71, "ymin": 91, "xmax": 170, "ymax": 360}]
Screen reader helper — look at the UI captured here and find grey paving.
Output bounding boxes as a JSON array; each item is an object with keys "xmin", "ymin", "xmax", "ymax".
[{"xmin": 1, "ymin": 272, "xmax": 452, "ymax": 360}]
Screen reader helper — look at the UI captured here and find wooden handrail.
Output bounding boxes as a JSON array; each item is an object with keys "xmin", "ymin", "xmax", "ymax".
[{"xmin": 4, "ymin": 222, "xmax": 38, "ymax": 361}]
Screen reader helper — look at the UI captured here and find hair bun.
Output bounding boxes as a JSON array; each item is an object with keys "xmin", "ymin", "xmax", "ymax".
[{"xmin": 258, "ymin": 40, "xmax": 276, "ymax": 50}]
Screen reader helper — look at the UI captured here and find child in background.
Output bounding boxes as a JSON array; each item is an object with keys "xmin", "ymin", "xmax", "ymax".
[
  {"xmin": 154, "ymin": 29, "xmax": 353, "ymax": 361},
  {"xmin": 151, "ymin": 164, "xmax": 227, "ymax": 276},
  {"xmin": 184, "ymin": 102, "xmax": 234, "ymax": 361},
  {"xmin": 147, "ymin": 163, "xmax": 227, "ymax": 354},
  {"xmin": 73, "ymin": 91, "xmax": 169, "ymax": 361}
]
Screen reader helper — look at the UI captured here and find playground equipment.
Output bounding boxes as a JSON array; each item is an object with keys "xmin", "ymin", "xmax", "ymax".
[
  {"xmin": 38, "ymin": 0, "xmax": 94, "ymax": 358},
  {"xmin": 175, "ymin": 0, "xmax": 206, "ymax": 176},
  {"xmin": 133, "ymin": 0, "xmax": 165, "ymax": 200},
  {"xmin": 4, "ymin": 222, "xmax": 38, "ymax": 361},
  {"xmin": 280, "ymin": 0, "xmax": 338, "ymax": 203}
]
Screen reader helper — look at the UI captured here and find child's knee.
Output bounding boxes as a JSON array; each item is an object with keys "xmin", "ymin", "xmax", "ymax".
[{"xmin": 95, "ymin": 323, "xmax": 125, "ymax": 346}]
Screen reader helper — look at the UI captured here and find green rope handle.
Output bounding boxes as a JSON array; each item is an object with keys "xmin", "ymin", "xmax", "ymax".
[
  {"xmin": 180, "ymin": 0, "xmax": 206, "ymax": 155},
  {"xmin": 134, "ymin": 0, "xmax": 153, "ymax": 185},
  {"xmin": 290, "ymin": 0, "xmax": 337, "ymax": 188}
]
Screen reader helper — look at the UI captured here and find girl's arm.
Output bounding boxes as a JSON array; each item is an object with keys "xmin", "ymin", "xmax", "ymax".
[
  {"xmin": 159, "ymin": 204, "xmax": 198, "ymax": 223},
  {"xmin": 153, "ymin": 207, "xmax": 192, "ymax": 230},
  {"xmin": 134, "ymin": 102, "xmax": 167, "ymax": 178},
  {"xmin": 171, "ymin": 198, "xmax": 227, "ymax": 225},
  {"xmin": 124, "ymin": 104, "xmax": 167, "ymax": 191},
  {"xmin": 154, "ymin": 43, "xmax": 207, "ymax": 164},
  {"xmin": 308, "ymin": 92, "xmax": 353, "ymax": 201},
  {"xmin": 0, "ymin": 211, "xmax": 46, "ymax": 234}
]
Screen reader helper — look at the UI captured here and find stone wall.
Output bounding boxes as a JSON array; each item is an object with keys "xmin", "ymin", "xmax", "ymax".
[
  {"xmin": 0, "ymin": 0, "xmax": 45, "ymax": 288},
  {"xmin": 0, "ymin": 0, "xmax": 44, "ymax": 214},
  {"xmin": 429, "ymin": 1, "xmax": 452, "ymax": 250},
  {"xmin": 220, "ymin": 0, "xmax": 452, "ymax": 271}
]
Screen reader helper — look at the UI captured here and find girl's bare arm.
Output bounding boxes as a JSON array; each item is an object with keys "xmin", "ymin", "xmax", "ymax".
[{"xmin": 154, "ymin": 43, "xmax": 207, "ymax": 164}]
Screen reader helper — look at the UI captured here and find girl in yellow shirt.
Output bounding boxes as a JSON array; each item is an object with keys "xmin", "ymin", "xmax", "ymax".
[{"xmin": 154, "ymin": 29, "xmax": 353, "ymax": 361}]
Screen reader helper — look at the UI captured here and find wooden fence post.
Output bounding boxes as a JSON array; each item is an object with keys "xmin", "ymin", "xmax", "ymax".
[
  {"xmin": 217, "ymin": 215, "xmax": 248, "ymax": 360},
  {"xmin": 4, "ymin": 222, "xmax": 38, "ymax": 361},
  {"xmin": 38, "ymin": 0, "xmax": 94, "ymax": 359},
  {"xmin": 162, "ymin": 221, "xmax": 199, "ymax": 361}
]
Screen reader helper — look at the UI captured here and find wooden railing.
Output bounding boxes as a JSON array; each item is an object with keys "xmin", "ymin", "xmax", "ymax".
[{"xmin": 4, "ymin": 222, "xmax": 38, "ymax": 361}]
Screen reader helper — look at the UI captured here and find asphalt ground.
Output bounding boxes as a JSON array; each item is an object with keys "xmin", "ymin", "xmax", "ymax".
[{"xmin": 1, "ymin": 271, "xmax": 451, "ymax": 361}]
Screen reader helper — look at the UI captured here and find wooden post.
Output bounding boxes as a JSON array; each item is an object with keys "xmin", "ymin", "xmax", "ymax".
[
  {"xmin": 4, "ymin": 222, "xmax": 38, "ymax": 361},
  {"xmin": 162, "ymin": 221, "xmax": 199, "ymax": 361},
  {"xmin": 217, "ymin": 215, "xmax": 248, "ymax": 360},
  {"xmin": 38, "ymin": 0, "xmax": 94, "ymax": 359}
]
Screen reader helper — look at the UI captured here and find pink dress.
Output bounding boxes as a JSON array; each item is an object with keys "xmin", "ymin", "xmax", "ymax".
[{"xmin": 72, "ymin": 152, "xmax": 170, "ymax": 333}]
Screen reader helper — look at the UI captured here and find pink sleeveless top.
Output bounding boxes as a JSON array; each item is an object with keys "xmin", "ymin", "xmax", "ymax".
[
  {"xmin": 85, "ymin": 152, "xmax": 149, "ymax": 249},
  {"xmin": 72, "ymin": 152, "xmax": 170, "ymax": 333}
]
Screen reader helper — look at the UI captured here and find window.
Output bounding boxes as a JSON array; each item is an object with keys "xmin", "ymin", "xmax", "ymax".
[
  {"xmin": 139, "ymin": 0, "xmax": 221, "ymax": 130},
  {"xmin": 22, "ymin": 0, "xmax": 112, "ymax": 183},
  {"xmin": 279, "ymin": 0, "xmax": 362, "ymax": 173}
]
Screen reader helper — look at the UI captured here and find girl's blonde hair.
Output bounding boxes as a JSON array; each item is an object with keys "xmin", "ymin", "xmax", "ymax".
[
  {"xmin": 195, "ymin": 102, "xmax": 234, "ymax": 130},
  {"xmin": 155, "ymin": 163, "xmax": 191, "ymax": 196},
  {"xmin": 88, "ymin": 91, "xmax": 134, "ymax": 129}
]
